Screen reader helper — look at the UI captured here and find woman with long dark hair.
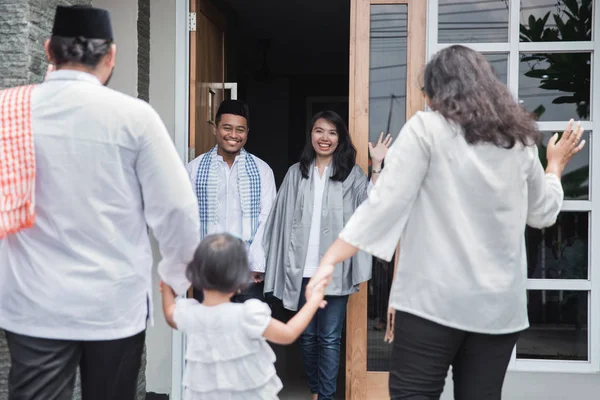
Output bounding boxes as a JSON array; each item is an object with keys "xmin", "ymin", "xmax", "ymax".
[
  {"xmin": 308, "ymin": 45, "xmax": 585, "ymax": 399},
  {"xmin": 262, "ymin": 110, "xmax": 391, "ymax": 400}
]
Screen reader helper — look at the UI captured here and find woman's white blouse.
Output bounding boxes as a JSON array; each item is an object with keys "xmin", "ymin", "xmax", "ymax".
[
  {"xmin": 303, "ymin": 166, "xmax": 329, "ymax": 278},
  {"xmin": 339, "ymin": 111, "xmax": 563, "ymax": 334}
]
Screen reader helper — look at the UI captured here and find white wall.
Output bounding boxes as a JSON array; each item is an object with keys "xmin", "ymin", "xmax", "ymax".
[
  {"xmin": 93, "ymin": 0, "xmax": 138, "ymax": 97},
  {"xmin": 146, "ymin": 0, "xmax": 178, "ymax": 395},
  {"xmin": 92, "ymin": 0, "xmax": 178, "ymax": 395},
  {"xmin": 439, "ymin": 370, "xmax": 600, "ymax": 399},
  {"xmin": 502, "ymin": 372, "xmax": 600, "ymax": 399}
]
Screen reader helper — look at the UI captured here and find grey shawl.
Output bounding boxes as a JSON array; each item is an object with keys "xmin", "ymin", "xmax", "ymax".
[{"xmin": 262, "ymin": 163, "xmax": 372, "ymax": 311}]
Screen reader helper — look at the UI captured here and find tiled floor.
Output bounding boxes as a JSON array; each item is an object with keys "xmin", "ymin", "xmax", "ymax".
[
  {"xmin": 269, "ymin": 301, "xmax": 346, "ymax": 399},
  {"xmin": 268, "ymin": 302, "xmax": 395, "ymax": 399},
  {"xmin": 273, "ymin": 342, "xmax": 344, "ymax": 400}
]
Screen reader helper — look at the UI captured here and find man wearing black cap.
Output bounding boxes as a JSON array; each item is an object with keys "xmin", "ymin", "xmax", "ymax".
[
  {"xmin": 0, "ymin": 5, "xmax": 200, "ymax": 400},
  {"xmin": 187, "ymin": 99, "xmax": 276, "ymax": 302}
]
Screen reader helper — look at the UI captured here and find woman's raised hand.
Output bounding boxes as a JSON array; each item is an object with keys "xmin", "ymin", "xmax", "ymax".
[
  {"xmin": 546, "ymin": 119, "xmax": 586, "ymax": 178},
  {"xmin": 368, "ymin": 133, "xmax": 393, "ymax": 165}
]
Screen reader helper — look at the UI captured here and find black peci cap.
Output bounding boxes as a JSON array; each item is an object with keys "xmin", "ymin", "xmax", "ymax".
[
  {"xmin": 52, "ymin": 5, "xmax": 114, "ymax": 40},
  {"xmin": 216, "ymin": 100, "xmax": 250, "ymax": 123}
]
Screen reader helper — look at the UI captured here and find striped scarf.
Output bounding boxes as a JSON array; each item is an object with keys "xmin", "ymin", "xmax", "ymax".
[
  {"xmin": 196, "ymin": 146, "xmax": 261, "ymax": 243},
  {"xmin": 0, "ymin": 85, "xmax": 36, "ymax": 238}
]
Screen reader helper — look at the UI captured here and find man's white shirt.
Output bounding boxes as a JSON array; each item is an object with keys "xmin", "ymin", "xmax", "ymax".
[
  {"xmin": 187, "ymin": 151, "xmax": 276, "ymax": 272},
  {"xmin": 0, "ymin": 70, "xmax": 200, "ymax": 341}
]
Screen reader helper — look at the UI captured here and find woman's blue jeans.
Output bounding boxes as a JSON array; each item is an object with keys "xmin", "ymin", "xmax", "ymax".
[{"xmin": 298, "ymin": 278, "xmax": 348, "ymax": 400}]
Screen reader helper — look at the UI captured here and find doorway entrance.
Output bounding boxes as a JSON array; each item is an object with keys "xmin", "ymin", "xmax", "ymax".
[
  {"xmin": 346, "ymin": 0, "xmax": 426, "ymax": 398},
  {"xmin": 187, "ymin": 0, "xmax": 427, "ymax": 398}
]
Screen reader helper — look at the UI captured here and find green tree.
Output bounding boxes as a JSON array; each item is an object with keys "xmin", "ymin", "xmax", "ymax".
[
  {"xmin": 520, "ymin": 0, "xmax": 592, "ymax": 119},
  {"xmin": 520, "ymin": 0, "xmax": 591, "ymax": 200}
]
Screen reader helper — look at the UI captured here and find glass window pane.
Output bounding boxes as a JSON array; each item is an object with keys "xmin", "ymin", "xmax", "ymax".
[
  {"xmin": 520, "ymin": 0, "xmax": 592, "ymax": 42},
  {"xmin": 519, "ymin": 52, "xmax": 591, "ymax": 121},
  {"xmin": 438, "ymin": 0, "xmax": 509, "ymax": 43},
  {"xmin": 526, "ymin": 212, "xmax": 588, "ymax": 280},
  {"xmin": 369, "ymin": 4, "xmax": 407, "ymax": 144},
  {"xmin": 368, "ymin": 4, "xmax": 407, "ymax": 371},
  {"xmin": 484, "ymin": 53, "xmax": 508, "ymax": 84},
  {"xmin": 538, "ymin": 131, "xmax": 590, "ymax": 200},
  {"xmin": 517, "ymin": 290, "xmax": 588, "ymax": 361},
  {"xmin": 367, "ymin": 258, "xmax": 395, "ymax": 371}
]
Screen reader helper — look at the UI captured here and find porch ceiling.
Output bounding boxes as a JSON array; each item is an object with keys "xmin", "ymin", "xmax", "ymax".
[{"xmin": 223, "ymin": 0, "xmax": 350, "ymax": 43}]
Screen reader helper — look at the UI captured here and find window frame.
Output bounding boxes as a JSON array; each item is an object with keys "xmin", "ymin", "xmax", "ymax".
[{"xmin": 427, "ymin": 0, "xmax": 600, "ymax": 373}]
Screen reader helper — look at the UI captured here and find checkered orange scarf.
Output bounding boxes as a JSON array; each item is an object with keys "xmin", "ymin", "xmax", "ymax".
[{"xmin": 0, "ymin": 85, "xmax": 36, "ymax": 238}]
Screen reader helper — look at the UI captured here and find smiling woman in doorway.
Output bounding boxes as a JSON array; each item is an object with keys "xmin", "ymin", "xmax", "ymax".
[{"xmin": 262, "ymin": 110, "xmax": 391, "ymax": 400}]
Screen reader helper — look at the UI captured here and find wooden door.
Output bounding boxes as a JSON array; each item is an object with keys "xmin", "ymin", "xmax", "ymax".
[
  {"xmin": 189, "ymin": 0, "xmax": 226, "ymax": 161},
  {"xmin": 187, "ymin": 0, "xmax": 226, "ymax": 301},
  {"xmin": 346, "ymin": 0, "xmax": 427, "ymax": 398}
]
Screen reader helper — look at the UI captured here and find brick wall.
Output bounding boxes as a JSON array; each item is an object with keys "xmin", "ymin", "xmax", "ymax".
[
  {"xmin": 0, "ymin": 0, "xmax": 92, "ymax": 90},
  {"xmin": 137, "ymin": 0, "xmax": 150, "ymax": 101},
  {"xmin": 0, "ymin": 1, "xmax": 29, "ymax": 88},
  {"xmin": 135, "ymin": 1, "xmax": 151, "ymax": 395}
]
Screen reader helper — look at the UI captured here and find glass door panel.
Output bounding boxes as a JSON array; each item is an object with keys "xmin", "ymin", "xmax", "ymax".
[
  {"xmin": 367, "ymin": 3, "xmax": 408, "ymax": 372},
  {"xmin": 347, "ymin": 0, "xmax": 426, "ymax": 397}
]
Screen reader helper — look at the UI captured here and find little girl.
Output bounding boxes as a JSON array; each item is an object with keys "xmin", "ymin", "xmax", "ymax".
[{"xmin": 160, "ymin": 233, "xmax": 327, "ymax": 400}]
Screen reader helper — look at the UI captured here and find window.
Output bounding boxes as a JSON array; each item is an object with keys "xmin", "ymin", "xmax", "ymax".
[{"xmin": 428, "ymin": 0, "xmax": 599, "ymax": 373}]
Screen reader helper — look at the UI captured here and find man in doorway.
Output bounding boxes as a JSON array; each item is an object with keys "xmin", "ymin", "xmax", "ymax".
[
  {"xmin": 0, "ymin": 5, "xmax": 200, "ymax": 400},
  {"xmin": 187, "ymin": 99, "xmax": 276, "ymax": 302}
]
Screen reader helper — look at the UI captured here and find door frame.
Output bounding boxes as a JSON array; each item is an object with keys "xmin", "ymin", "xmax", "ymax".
[
  {"xmin": 172, "ymin": 0, "xmax": 190, "ymax": 399},
  {"xmin": 346, "ymin": 0, "xmax": 427, "ymax": 398},
  {"xmin": 179, "ymin": 0, "xmax": 227, "ymax": 397},
  {"xmin": 174, "ymin": 0, "xmax": 190, "ymax": 163},
  {"xmin": 172, "ymin": 0, "xmax": 229, "ymax": 398}
]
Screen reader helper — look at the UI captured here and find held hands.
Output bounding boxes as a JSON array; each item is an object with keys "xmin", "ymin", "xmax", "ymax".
[
  {"xmin": 546, "ymin": 119, "xmax": 586, "ymax": 178},
  {"xmin": 159, "ymin": 280, "xmax": 175, "ymax": 296},
  {"xmin": 159, "ymin": 280, "xmax": 178, "ymax": 329},
  {"xmin": 306, "ymin": 276, "xmax": 328, "ymax": 309},
  {"xmin": 305, "ymin": 263, "xmax": 335, "ymax": 308},
  {"xmin": 368, "ymin": 132, "xmax": 393, "ymax": 165}
]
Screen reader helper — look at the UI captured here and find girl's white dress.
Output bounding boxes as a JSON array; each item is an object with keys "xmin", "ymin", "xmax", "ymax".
[{"xmin": 174, "ymin": 298, "xmax": 283, "ymax": 400}]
